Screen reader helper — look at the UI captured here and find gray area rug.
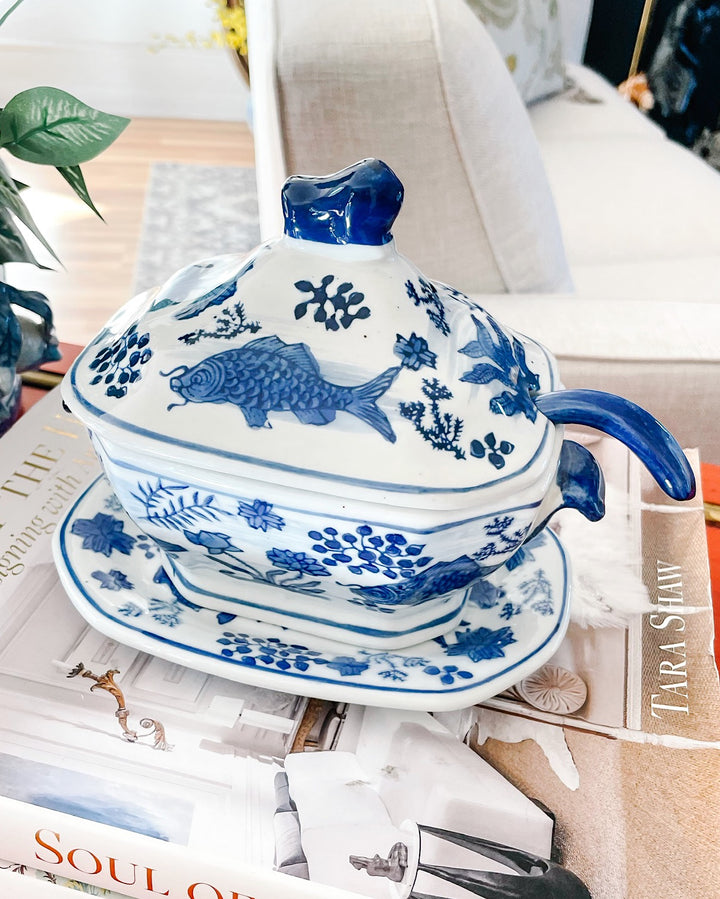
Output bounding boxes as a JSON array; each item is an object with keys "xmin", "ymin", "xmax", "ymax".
[{"xmin": 132, "ymin": 163, "xmax": 260, "ymax": 295}]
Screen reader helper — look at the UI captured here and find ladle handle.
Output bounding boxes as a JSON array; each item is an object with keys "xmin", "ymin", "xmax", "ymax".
[{"xmin": 534, "ymin": 389, "xmax": 696, "ymax": 501}]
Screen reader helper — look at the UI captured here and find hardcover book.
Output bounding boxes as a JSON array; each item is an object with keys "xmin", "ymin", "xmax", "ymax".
[{"xmin": 0, "ymin": 390, "xmax": 718, "ymax": 899}]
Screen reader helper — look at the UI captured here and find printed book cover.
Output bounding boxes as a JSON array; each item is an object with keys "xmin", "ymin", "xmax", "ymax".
[{"xmin": 0, "ymin": 390, "xmax": 718, "ymax": 899}]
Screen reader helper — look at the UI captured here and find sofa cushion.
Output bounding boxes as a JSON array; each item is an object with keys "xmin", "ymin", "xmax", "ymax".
[
  {"xmin": 530, "ymin": 63, "xmax": 667, "ymax": 143},
  {"xmin": 465, "ymin": 0, "xmax": 565, "ymax": 103},
  {"xmin": 537, "ymin": 133, "xmax": 720, "ymax": 274},
  {"xmin": 270, "ymin": 0, "xmax": 572, "ymax": 294}
]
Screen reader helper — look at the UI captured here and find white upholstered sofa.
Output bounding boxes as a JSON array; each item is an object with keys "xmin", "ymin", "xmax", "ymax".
[{"xmin": 245, "ymin": 0, "xmax": 720, "ymax": 462}]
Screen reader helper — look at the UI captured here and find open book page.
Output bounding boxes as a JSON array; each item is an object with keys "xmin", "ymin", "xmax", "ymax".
[{"xmin": 436, "ymin": 437, "xmax": 720, "ymax": 897}]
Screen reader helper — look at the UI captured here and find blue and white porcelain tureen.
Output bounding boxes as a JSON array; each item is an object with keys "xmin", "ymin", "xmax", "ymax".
[{"xmin": 60, "ymin": 159, "xmax": 695, "ymax": 650}]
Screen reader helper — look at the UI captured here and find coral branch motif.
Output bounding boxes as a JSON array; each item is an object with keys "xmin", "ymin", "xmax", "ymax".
[
  {"xmin": 459, "ymin": 313, "xmax": 540, "ymax": 420},
  {"xmin": 405, "ymin": 277, "xmax": 450, "ymax": 336},
  {"xmin": 472, "ymin": 515, "xmax": 530, "ymax": 565},
  {"xmin": 399, "ymin": 377, "xmax": 465, "ymax": 459},
  {"xmin": 294, "ymin": 274, "xmax": 371, "ymax": 331},
  {"xmin": 178, "ymin": 301, "xmax": 261, "ymax": 345}
]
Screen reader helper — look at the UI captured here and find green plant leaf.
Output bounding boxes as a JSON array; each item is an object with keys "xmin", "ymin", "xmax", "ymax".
[
  {"xmin": 0, "ymin": 87, "xmax": 129, "ymax": 166},
  {"xmin": 0, "ymin": 206, "xmax": 48, "ymax": 266},
  {"xmin": 0, "ymin": 161, "xmax": 60, "ymax": 262},
  {"xmin": 56, "ymin": 164, "xmax": 103, "ymax": 219}
]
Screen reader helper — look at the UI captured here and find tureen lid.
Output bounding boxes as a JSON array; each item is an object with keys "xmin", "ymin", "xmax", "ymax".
[{"xmin": 65, "ymin": 159, "xmax": 560, "ymax": 503}]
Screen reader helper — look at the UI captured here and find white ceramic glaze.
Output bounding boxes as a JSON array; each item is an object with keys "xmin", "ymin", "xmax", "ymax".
[
  {"xmin": 59, "ymin": 159, "xmax": 692, "ymax": 648},
  {"xmin": 53, "ymin": 475, "xmax": 571, "ymax": 711}
]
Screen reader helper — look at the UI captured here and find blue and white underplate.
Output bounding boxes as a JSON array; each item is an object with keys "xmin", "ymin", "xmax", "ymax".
[{"xmin": 53, "ymin": 476, "xmax": 572, "ymax": 711}]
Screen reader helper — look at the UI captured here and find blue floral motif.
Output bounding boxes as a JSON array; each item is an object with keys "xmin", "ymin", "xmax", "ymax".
[
  {"xmin": 71, "ymin": 514, "xmax": 136, "ymax": 557},
  {"xmin": 214, "ymin": 632, "xmax": 475, "ymax": 686},
  {"xmin": 322, "ymin": 656, "xmax": 370, "ymax": 677},
  {"xmin": 265, "ymin": 548, "xmax": 331, "ymax": 577},
  {"xmin": 91, "ymin": 569, "xmax": 134, "ymax": 591},
  {"xmin": 405, "ymin": 278, "xmax": 450, "ymax": 336},
  {"xmin": 118, "ymin": 602, "xmax": 143, "ymax": 618},
  {"xmin": 348, "ymin": 555, "xmax": 483, "ymax": 611},
  {"xmin": 393, "ymin": 332, "xmax": 437, "ymax": 371},
  {"xmin": 459, "ymin": 314, "xmax": 540, "ymax": 421},
  {"xmin": 294, "ymin": 274, "xmax": 371, "ymax": 331},
  {"xmin": 470, "ymin": 432, "xmax": 515, "ymax": 469},
  {"xmin": 399, "ymin": 378, "xmax": 465, "ymax": 459},
  {"xmin": 422, "ymin": 664, "xmax": 475, "ymax": 686},
  {"xmin": 467, "ymin": 579, "xmax": 505, "ymax": 609},
  {"xmin": 103, "ymin": 492, "xmax": 124, "ymax": 513},
  {"xmin": 164, "ymin": 335, "xmax": 400, "ymax": 442},
  {"xmin": 308, "ymin": 525, "xmax": 432, "ymax": 580},
  {"xmin": 217, "ymin": 634, "xmax": 324, "ymax": 672},
  {"xmin": 500, "ymin": 569, "xmax": 554, "ymax": 619},
  {"xmin": 185, "ymin": 530, "xmax": 242, "ymax": 554},
  {"xmin": 89, "ymin": 323, "xmax": 152, "ymax": 399},
  {"xmin": 442, "ymin": 625, "xmax": 517, "ymax": 662},
  {"xmin": 133, "ymin": 480, "xmax": 228, "ymax": 531},
  {"xmin": 147, "ymin": 597, "xmax": 184, "ymax": 627},
  {"xmin": 237, "ymin": 499, "xmax": 285, "ymax": 532}
]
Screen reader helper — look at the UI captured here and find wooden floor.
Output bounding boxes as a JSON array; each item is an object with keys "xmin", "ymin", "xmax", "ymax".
[{"xmin": 7, "ymin": 118, "xmax": 255, "ymax": 347}]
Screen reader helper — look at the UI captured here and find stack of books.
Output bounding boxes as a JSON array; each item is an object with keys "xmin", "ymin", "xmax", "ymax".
[{"xmin": 1, "ymin": 390, "xmax": 718, "ymax": 899}]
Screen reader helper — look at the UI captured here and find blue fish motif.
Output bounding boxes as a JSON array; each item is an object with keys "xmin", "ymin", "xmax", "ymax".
[
  {"xmin": 350, "ymin": 555, "xmax": 487, "ymax": 607},
  {"xmin": 166, "ymin": 335, "xmax": 400, "ymax": 442}
]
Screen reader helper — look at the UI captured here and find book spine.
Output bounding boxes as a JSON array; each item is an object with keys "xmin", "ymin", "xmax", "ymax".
[
  {"xmin": 639, "ymin": 450, "xmax": 720, "ymax": 739},
  {"xmin": 0, "ymin": 796, "xmax": 363, "ymax": 899}
]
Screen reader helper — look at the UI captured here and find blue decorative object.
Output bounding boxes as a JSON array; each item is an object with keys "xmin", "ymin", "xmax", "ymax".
[
  {"xmin": 294, "ymin": 275, "xmax": 371, "ymax": 330},
  {"xmin": 237, "ymin": 499, "xmax": 285, "ymax": 532},
  {"xmin": 89, "ymin": 323, "xmax": 151, "ymax": 399},
  {"xmin": 281, "ymin": 158, "xmax": 403, "ymax": 246},
  {"xmin": 399, "ymin": 378, "xmax": 465, "ymax": 458},
  {"xmin": 132, "ymin": 480, "xmax": 228, "ymax": 531},
  {"xmin": 178, "ymin": 301, "xmax": 261, "ymax": 345},
  {"xmin": 393, "ymin": 332, "xmax": 437, "ymax": 370},
  {"xmin": 70, "ymin": 513, "xmax": 136, "ymax": 557},
  {"xmin": 459, "ymin": 314, "xmax": 540, "ymax": 421},
  {"xmin": 308, "ymin": 525, "xmax": 432, "ymax": 579},
  {"xmin": 405, "ymin": 278, "xmax": 451, "ymax": 336},
  {"xmin": 535, "ymin": 389, "xmax": 696, "ymax": 501},
  {"xmin": 470, "ymin": 432, "xmax": 515, "ymax": 468},
  {"xmin": 165, "ymin": 335, "xmax": 400, "ymax": 441},
  {"xmin": 54, "ymin": 476, "xmax": 572, "ymax": 710},
  {"xmin": 349, "ymin": 555, "xmax": 485, "ymax": 610},
  {"xmin": 184, "ymin": 529, "xmax": 242, "ymax": 554},
  {"xmin": 92, "ymin": 569, "xmax": 134, "ymax": 591},
  {"xmin": 62, "ymin": 157, "xmax": 697, "ymax": 651},
  {"xmin": 0, "ymin": 281, "xmax": 61, "ymax": 434},
  {"xmin": 441, "ymin": 625, "xmax": 517, "ymax": 662}
]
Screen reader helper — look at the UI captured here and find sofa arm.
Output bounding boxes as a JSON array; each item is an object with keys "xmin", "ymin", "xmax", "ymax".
[
  {"xmin": 477, "ymin": 294, "xmax": 720, "ymax": 464},
  {"xmin": 246, "ymin": 0, "xmax": 287, "ymax": 239}
]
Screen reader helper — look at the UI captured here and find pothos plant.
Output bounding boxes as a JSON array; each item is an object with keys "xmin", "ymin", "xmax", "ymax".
[{"xmin": 0, "ymin": 0, "xmax": 129, "ymax": 430}]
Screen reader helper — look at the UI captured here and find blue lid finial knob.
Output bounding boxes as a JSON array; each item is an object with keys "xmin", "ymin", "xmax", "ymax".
[{"xmin": 281, "ymin": 158, "xmax": 404, "ymax": 246}]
